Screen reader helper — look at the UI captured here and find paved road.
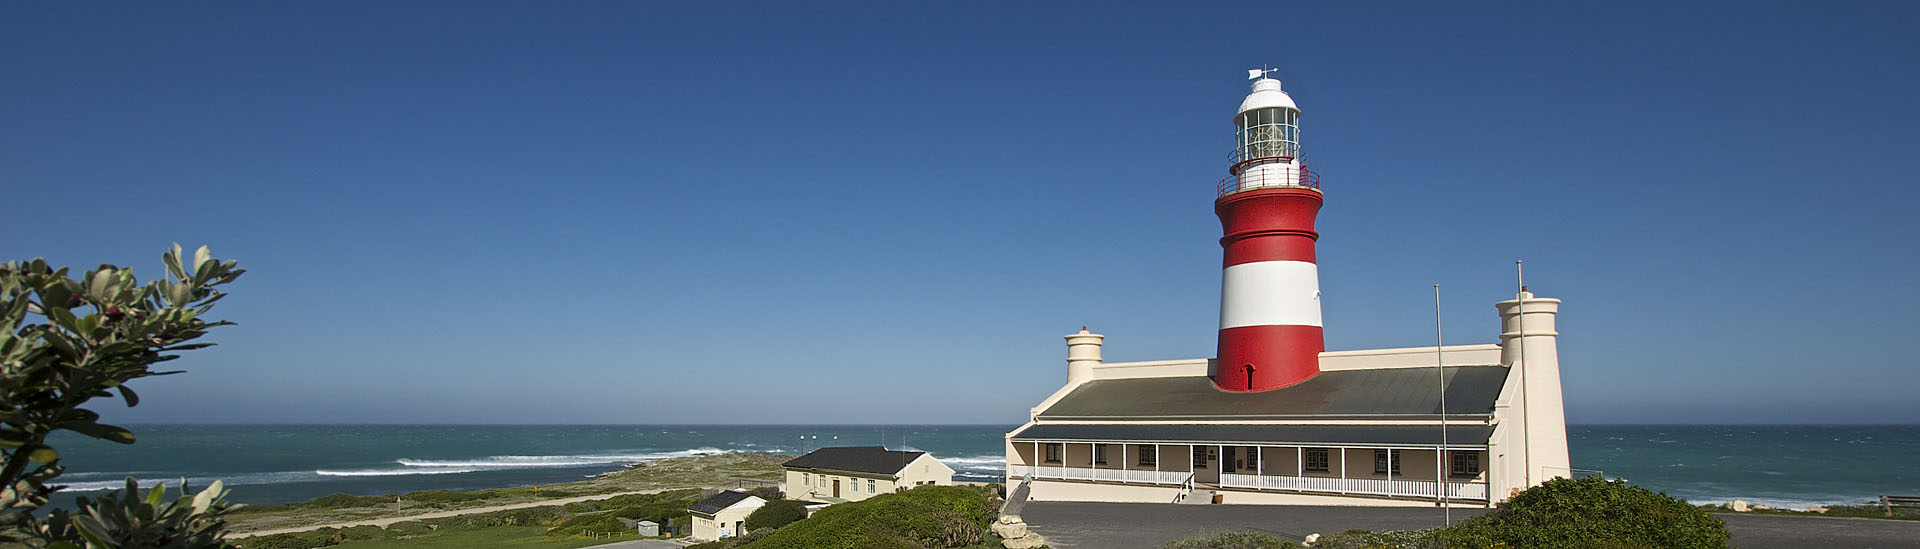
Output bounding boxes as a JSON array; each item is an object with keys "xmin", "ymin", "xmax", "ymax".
[
  {"xmin": 1022, "ymin": 502, "xmax": 1486, "ymax": 547},
  {"xmin": 1720, "ymin": 513, "xmax": 1920, "ymax": 549},
  {"xmin": 232, "ymin": 487, "xmax": 695, "ymax": 539},
  {"xmin": 1022, "ymin": 502, "xmax": 1920, "ymax": 548}
]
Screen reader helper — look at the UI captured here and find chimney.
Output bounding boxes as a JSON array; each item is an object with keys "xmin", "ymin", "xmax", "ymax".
[{"xmin": 1064, "ymin": 327, "xmax": 1105, "ymax": 385}]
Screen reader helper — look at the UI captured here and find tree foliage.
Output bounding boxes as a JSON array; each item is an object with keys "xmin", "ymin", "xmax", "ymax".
[
  {"xmin": 1, "ymin": 245, "xmax": 244, "ymax": 547},
  {"xmin": 1441, "ymin": 476, "xmax": 1729, "ymax": 549},
  {"xmin": 743, "ymin": 499, "xmax": 806, "ymax": 531}
]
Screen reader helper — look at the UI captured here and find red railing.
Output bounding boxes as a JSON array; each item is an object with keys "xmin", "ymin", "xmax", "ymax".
[{"xmin": 1218, "ymin": 166, "xmax": 1321, "ymax": 196}]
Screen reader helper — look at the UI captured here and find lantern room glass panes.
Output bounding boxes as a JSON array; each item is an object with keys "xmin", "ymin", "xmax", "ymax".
[{"xmin": 1236, "ymin": 107, "xmax": 1299, "ymax": 163}]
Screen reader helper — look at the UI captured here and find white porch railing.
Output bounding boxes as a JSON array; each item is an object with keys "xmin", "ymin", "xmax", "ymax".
[
  {"xmin": 1020, "ymin": 465, "xmax": 1190, "ymax": 485},
  {"xmin": 1218, "ymin": 473, "xmax": 1488, "ymax": 500}
]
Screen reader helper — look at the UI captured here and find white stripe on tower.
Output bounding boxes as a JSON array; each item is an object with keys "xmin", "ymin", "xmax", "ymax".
[{"xmin": 1219, "ymin": 261, "xmax": 1322, "ymax": 329}]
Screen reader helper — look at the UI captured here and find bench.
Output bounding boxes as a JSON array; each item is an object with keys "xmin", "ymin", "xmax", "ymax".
[{"xmin": 1880, "ymin": 495, "xmax": 1920, "ymax": 517}]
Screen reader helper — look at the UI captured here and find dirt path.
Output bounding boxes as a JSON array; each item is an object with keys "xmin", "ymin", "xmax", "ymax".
[{"xmin": 232, "ymin": 487, "xmax": 692, "ymax": 539}]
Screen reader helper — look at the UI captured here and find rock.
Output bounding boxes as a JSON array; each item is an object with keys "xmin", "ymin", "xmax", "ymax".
[
  {"xmin": 997, "ymin": 515, "xmax": 1023, "ymax": 525},
  {"xmin": 1303, "ymin": 533, "xmax": 1321, "ymax": 546},
  {"xmin": 1003, "ymin": 533, "xmax": 1047, "ymax": 549},
  {"xmin": 1731, "ymin": 500, "xmax": 1750, "ymax": 512},
  {"xmin": 1805, "ymin": 506, "xmax": 1828, "ymax": 514},
  {"xmin": 991, "ymin": 521, "xmax": 1029, "ymax": 539},
  {"xmin": 1752, "ymin": 504, "xmax": 1772, "ymax": 511}
]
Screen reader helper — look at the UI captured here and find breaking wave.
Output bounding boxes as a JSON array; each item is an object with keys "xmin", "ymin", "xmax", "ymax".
[
  {"xmin": 316, "ymin": 468, "xmax": 480, "ymax": 477},
  {"xmin": 394, "ymin": 447, "xmax": 732, "ymax": 469}
]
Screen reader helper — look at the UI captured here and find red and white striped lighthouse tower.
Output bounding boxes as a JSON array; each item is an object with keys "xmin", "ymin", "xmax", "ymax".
[{"xmin": 1213, "ymin": 73, "xmax": 1324, "ymax": 392}]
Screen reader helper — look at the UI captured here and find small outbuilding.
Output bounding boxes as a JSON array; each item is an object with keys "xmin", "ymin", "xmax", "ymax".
[
  {"xmin": 635, "ymin": 520, "xmax": 659, "ymax": 537},
  {"xmin": 783, "ymin": 446, "xmax": 956, "ymax": 502},
  {"xmin": 687, "ymin": 490, "xmax": 766, "ymax": 541}
]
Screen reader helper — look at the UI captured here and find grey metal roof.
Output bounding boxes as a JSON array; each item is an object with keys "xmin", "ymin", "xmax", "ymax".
[
  {"xmin": 1009, "ymin": 423, "xmax": 1493, "ymax": 448},
  {"xmin": 688, "ymin": 490, "xmax": 756, "ymax": 516},
  {"xmin": 1037, "ymin": 366, "xmax": 1509, "ymax": 420},
  {"xmin": 782, "ymin": 446, "xmax": 925, "ymax": 476}
]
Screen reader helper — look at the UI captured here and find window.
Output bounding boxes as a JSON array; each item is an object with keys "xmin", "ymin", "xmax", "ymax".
[
  {"xmin": 1043, "ymin": 443, "xmax": 1062, "ymax": 463},
  {"xmin": 1451, "ymin": 452, "xmax": 1481, "ymax": 477},
  {"xmin": 1374, "ymin": 450, "xmax": 1403, "ymax": 475},
  {"xmin": 1138, "ymin": 446, "xmax": 1157, "ymax": 467},
  {"xmin": 803, "ymin": 475, "xmax": 810, "ymax": 486},
  {"xmin": 1192, "ymin": 446, "xmax": 1210, "ymax": 468},
  {"xmin": 1304, "ymin": 448, "xmax": 1330, "ymax": 473},
  {"xmin": 1093, "ymin": 444, "xmax": 1108, "ymax": 465},
  {"xmin": 868, "ymin": 479, "xmax": 876, "ymax": 492}
]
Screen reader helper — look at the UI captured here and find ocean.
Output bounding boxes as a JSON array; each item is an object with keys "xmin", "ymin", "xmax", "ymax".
[{"xmin": 46, "ymin": 424, "xmax": 1920, "ymax": 509}]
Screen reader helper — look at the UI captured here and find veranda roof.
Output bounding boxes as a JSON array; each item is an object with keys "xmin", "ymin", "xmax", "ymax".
[{"xmin": 1008, "ymin": 423, "xmax": 1493, "ymax": 449}]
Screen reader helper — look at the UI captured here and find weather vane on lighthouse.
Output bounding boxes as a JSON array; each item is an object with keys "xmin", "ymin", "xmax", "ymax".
[{"xmin": 1248, "ymin": 67, "xmax": 1279, "ymax": 80}]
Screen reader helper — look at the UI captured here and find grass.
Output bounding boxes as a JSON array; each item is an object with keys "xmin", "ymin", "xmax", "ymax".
[{"xmin": 228, "ymin": 452, "xmax": 787, "ymax": 533}]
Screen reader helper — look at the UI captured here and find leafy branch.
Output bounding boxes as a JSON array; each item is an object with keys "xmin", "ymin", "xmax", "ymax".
[{"xmin": 1, "ymin": 245, "xmax": 244, "ymax": 547}]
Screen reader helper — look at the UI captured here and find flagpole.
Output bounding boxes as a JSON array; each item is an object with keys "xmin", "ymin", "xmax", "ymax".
[
  {"xmin": 1516, "ymin": 260, "xmax": 1530, "ymax": 487},
  {"xmin": 1434, "ymin": 284, "xmax": 1450, "ymax": 526}
]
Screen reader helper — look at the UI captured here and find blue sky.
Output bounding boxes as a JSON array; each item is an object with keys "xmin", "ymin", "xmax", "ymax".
[{"xmin": 5, "ymin": 2, "xmax": 1916, "ymax": 425}]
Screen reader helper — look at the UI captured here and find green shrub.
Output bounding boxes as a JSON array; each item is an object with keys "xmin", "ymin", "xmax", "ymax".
[
  {"xmin": 1442, "ymin": 476, "xmax": 1729, "ymax": 549},
  {"xmin": 737, "ymin": 485, "xmax": 995, "ymax": 549},
  {"xmin": 426, "ymin": 505, "xmax": 570, "ymax": 529},
  {"xmin": 383, "ymin": 520, "xmax": 433, "ymax": 537},
  {"xmin": 744, "ymin": 500, "xmax": 807, "ymax": 530},
  {"xmin": 397, "ymin": 489, "xmax": 490, "ymax": 506},
  {"xmin": 1157, "ymin": 531, "xmax": 1301, "ymax": 549},
  {"xmin": 236, "ymin": 531, "xmax": 337, "ymax": 549},
  {"xmin": 749, "ymin": 486, "xmax": 783, "ymax": 501},
  {"xmin": 336, "ymin": 525, "xmax": 386, "ymax": 541},
  {"xmin": 547, "ymin": 513, "xmax": 629, "ymax": 536}
]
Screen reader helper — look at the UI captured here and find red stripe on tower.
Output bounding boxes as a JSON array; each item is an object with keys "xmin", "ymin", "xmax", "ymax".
[{"xmin": 1213, "ymin": 76, "xmax": 1325, "ymax": 392}]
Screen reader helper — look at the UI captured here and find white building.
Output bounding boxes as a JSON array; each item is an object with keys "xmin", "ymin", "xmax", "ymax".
[
  {"xmin": 783, "ymin": 446, "xmax": 956, "ymax": 502},
  {"xmin": 687, "ymin": 490, "xmax": 766, "ymax": 541},
  {"xmin": 1002, "ymin": 75, "xmax": 1571, "ymax": 507}
]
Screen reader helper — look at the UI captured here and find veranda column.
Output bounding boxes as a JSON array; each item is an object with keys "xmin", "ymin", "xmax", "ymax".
[
  {"xmin": 1435, "ymin": 446, "xmax": 1444, "ymax": 501},
  {"xmin": 1387, "ymin": 449, "xmax": 1395, "ymax": 497},
  {"xmin": 1339, "ymin": 447, "xmax": 1348, "ymax": 494}
]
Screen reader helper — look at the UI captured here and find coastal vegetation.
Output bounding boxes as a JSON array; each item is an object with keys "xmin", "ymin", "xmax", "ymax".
[
  {"xmin": 1, "ymin": 246, "xmax": 245, "ymax": 547},
  {"xmin": 1157, "ymin": 477, "xmax": 1730, "ymax": 549},
  {"xmin": 741, "ymin": 499, "xmax": 806, "ymax": 531},
  {"xmin": 228, "ymin": 453, "xmax": 786, "ymax": 533},
  {"xmin": 239, "ymin": 489, "xmax": 702, "ymax": 549},
  {"xmin": 689, "ymin": 485, "xmax": 1005, "ymax": 549}
]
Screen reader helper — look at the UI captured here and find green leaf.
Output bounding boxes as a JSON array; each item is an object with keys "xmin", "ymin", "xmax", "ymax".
[
  {"xmin": 165, "ymin": 243, "xmax": 187, "ymax": 282},
  {"xmin": 66, "ymin": 422, "xmax": 135, "ymax": 445},
  {"xmin": 119, "ymin": 386, "xmax": 139, "ymax": 407},
  {"xmin": 146, "ymin": 481, "xmax": 166, "ymax": 507},
  {"xmin": 27, "ymin": 446, "xmax": 56, "ymax": 463},
  {"xmin": 193, "ymin": 245, "xmax": 212, "ymax": 273}
]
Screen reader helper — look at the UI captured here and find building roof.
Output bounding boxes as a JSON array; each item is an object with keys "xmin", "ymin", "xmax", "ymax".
[
  {"xmin": 782, "ymin": 446, "xmax": 926, "ymax": 476},
  {"xmin": 1009, "ymin": 423, "xmax": 1494, "ymax": 448},
  {"xmin": 1036, "ymin": 365, "xmax": 1509, "ymax": 421},
  {"xmin": 688, "ymin": 490, "xmax": 759, "ymax": 516}
]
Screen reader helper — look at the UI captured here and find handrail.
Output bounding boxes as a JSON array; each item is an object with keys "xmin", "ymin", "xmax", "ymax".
[{"xmin": 1218, "ymin": 166, "xmax": 1320, "ymax": 196}]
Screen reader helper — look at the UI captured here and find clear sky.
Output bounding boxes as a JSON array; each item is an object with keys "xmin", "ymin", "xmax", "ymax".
[{"xmin": 5, "ymin": 2, "xmax": 1917, "ymax": 425}]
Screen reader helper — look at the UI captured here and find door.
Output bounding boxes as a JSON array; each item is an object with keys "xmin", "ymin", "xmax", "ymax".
[{"xmin": 832, "ymin": 479, "xmax": 840, "ymax": 498}]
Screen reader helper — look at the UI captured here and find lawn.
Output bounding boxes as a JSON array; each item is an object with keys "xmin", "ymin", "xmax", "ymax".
[{"xmin": 327, "ymin": 527, "xmax": 654, "ymax": 548}]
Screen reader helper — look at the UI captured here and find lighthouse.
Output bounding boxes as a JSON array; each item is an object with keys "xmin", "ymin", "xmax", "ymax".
[
  {"xmin": 1213, "ymin": 75, "xmax": 1324, "ymax": 392},
  {"xmin": 1006, "ymin": 73, "xmax": 1572, "ymax": 507}
]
